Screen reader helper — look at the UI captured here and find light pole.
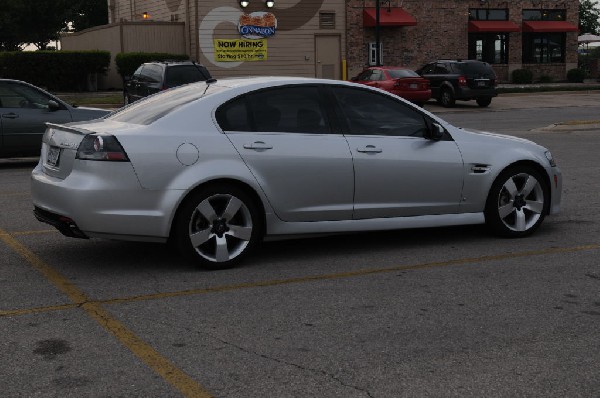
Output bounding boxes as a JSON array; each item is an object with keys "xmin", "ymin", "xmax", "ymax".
[{"xmin": 375, "ymin": 0, "xmax": 381, "ymax": 66}]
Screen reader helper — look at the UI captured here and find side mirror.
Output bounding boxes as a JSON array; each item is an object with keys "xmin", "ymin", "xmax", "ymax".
[
  {"xmin": 47, "ymin": 100, "xmax": 60, "ymax": 112},
  {"xmin": 426, "ymin": 121, "xmax": 445, "ymax": 141}
]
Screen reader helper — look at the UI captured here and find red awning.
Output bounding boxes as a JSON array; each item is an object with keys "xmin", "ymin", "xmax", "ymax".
[
  {"xmin": 363, "ymin": 8, "xmax": 417, "ymax": 27},
  {"xmin": 522, "ymin": 21, "xmax": 579, "ymax": 33},
  {"xmin": 468, "ymin": 21, "xmax": 520, "ymax": 33}
]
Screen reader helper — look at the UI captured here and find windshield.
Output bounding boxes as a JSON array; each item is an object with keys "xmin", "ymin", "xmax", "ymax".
[{"xmin": 108, "ymin": 83, "xmax": 225, "ymax": 125}]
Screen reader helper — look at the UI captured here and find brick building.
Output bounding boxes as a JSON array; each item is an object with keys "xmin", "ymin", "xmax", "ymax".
[
  {"xmin": 347, "ymin": 0, "xmax": 579, "ymax": 82},
  {"xmin": 62, "ymin": 0, "xmax": 579, "ymax": 88}
]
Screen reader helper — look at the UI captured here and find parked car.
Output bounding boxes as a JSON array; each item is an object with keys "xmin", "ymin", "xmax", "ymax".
[
  {"xmin": 351, "ymin": 66, "xmax": 431, "ymax": 105},
  {"xmin": 31, "ymin": 77, "xmax": 561, "ymax": 270},
  {"xmin": 416, "ymin": 60, "xmax": 497, "ymax": 107},
  {"xmin": 123, "ymin": 60, "xmax": 212, "ymax": 104},
  {"xmin": 0, "ymin": 79, "xmax": 110, "ymax": 158}
]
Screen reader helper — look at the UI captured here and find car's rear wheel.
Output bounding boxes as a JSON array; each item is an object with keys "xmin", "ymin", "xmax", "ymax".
[
  {"xmin": 484, "ymin": 166, "xmax": 549, "ymax": 238},
  {"xmin": 174, "ymin": 184, "xmax": 262, "ymax": 270},
  {"xmin": 476, "ymin": 97, "xmax": 492, "ymax": 107},
  {"xmin": 440, "ymin": 88, "xmax": 455, "ymax": 107}
]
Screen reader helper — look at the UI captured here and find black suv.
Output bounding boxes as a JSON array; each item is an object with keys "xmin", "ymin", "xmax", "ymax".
[
  {"xmin": 416, "ymin": 60, "xmax": 497, "ymax": 107},
  {"xmin": 123, "ymin": 61, "xmax": 212, "ymax": 104}
]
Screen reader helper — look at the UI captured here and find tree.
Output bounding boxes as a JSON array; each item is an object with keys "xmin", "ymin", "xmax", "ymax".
[
  {"xmin": 19, "ymin": 0, "xmax": 73, "ymax": 50},
  {"xmin": 579, "ymin": 0, "xmax": 600, "ymax": 35},
  {"xmin": 0, "ymin": 0, "xmax": 73, "ymax": 51},
  {"xmin": 0, "ymin": 2, "xmax": 26, "ymax": 51},
  {"xmin": 68, "ymin": 0, "xmax": 109, "ymax": 32}
]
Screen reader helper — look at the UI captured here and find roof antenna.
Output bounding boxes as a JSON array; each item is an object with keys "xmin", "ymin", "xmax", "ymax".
[{"xmin": 203, "ymin": 78, "xmax": 217, "ymax": 95}]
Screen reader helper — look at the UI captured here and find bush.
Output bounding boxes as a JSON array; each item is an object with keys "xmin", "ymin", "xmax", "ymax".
[
  {"xmin": 566, "ymin": 68, "xmax": 586, "ymax": 83},
  {"xmin": 511, "ymin": 69, "xmax": 533, "ymax": 84},
  {"xmin": 537, "ymin": 75, "xmax": 553, "ymax": 83},
  {"xmin": 115, "ymin": 52, "xmax": 189, "ymax": 78},
  {"xmin": 0, "ymin": 51, "xmax": 110, "ymax": 91}
]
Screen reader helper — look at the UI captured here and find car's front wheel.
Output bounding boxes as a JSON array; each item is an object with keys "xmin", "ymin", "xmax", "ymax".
[
  {"xmin": 484, "ymin": 166, "xmax": 549, "ymax": 238},
  {"xmin": 476, "ymin": 97, "xmax": 492, "ymax": 107},
  {"xmin": 174, "ymin": 184, "xmax": 262, "ymax": 270}
]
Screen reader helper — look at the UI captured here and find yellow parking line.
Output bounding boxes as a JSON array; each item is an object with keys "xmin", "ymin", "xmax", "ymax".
[
  {"xmin": 0, "ymin": 228, "xmax": 212, "ymax": 398},
  {"xmin": 4, "ymin": 242, "xmax": 600, "ymax": 319},
  {"xmin": 11, "ymin": 230, "xmax": 58, "ymax": 236}
]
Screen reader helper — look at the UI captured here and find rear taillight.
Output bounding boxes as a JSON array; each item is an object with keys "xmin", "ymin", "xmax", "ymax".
[
  {"xmin": 458, "ymin": 76, "xmax": 467, "ymax": 86},
  {"xmin": 76, "ymin": 134, "xmax": 129, "ymax": 161}
]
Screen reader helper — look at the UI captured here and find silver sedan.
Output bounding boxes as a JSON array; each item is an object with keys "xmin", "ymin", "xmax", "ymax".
[{"xmin": 31, "ymin": 77, "xmax": 562, "ymax": 269}]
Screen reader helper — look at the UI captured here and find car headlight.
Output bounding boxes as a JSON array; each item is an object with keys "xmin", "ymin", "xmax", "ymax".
[{"xmin": 545, "ymin": 151, "xmax": 556, "ymax": 167}]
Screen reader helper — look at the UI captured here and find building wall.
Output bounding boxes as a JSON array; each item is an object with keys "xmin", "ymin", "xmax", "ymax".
[
  {"xmin": 110, "ymin": 0, "xmax": 346, "ymax": 80},
  {"xmin": 61, "ymin": 22, "xmax": 186, "ymax": 89},
  {"xmin": 346, "ymin": 0, "xmax": 579, "ymax": 82}
]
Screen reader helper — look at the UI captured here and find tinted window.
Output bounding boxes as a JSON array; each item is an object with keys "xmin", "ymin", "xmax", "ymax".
[
  {"xmin": 387, "ymin": 69, "xmax": 419, "ymax": 78},
  {"xmin": 0, "ymin": 82, "xmax": 54, "ymax": 109},
  {"xmin": 356, "ymin": 70, "xmax": 372, "ymax": 80},
  {"xmin": 332, "ymin": 87, "xmax": 428, "ymax": 137},
  {"xmin": 216, "ymin": 97, "xmax": 250, "ymax": 131},
  {"xmin": 246, "ymin": 86, "xmax": 331, "ymax": 134},
  {"xmin": 434, "ymin": 64, "xmax": 450, "ymax": 74},
  {"xmin": 165, "ymin": 65, "xmax": 209, "ymax": 88},
  {"xmin": 132, "ymin": 66, "xmax": 143, "ymax": 78},
  {"xmin": 453, "ymin": 62, "xmax": 495, "ymax": 77},
  {"xmin": 370, "ymin": 70, "xmax": 384, "ymax": 80},
  {"xmin": 140, "ymin": 64, "xmax": 163, "ymax": 83}
]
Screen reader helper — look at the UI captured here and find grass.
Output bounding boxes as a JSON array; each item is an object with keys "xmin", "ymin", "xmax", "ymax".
[{"xmin": 57, "ymin": 93, "xmax": 123, "ymax": 107}]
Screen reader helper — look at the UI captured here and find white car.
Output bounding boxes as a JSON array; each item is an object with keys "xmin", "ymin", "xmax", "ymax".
[{"xmin": 31, "ymin": 77, "xmax": 562, "ymax": 269}]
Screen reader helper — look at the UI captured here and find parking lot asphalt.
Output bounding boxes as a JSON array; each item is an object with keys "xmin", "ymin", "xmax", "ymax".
[{"xmin": 2, "ymin": 90, "xmax": 600, "ymax": 397}]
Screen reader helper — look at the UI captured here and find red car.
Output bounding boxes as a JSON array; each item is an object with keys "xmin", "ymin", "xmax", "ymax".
[{"xmin": 351, "ymin": 66, "xmax": 431, "ymax": 105}]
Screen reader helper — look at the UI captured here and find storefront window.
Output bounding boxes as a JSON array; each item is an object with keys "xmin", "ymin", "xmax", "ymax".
[
  {"xmin": 522, "ymin": 9, "xmax": 566, "ymax": 21},
  {"xmin": 522, "ymin": 33, "xmax": 565, "ymax": 63},
  {"xmin": 469, "ymin": 9, "xmax": 508, "ymax": 21},
  {"xmin": 469, "ymin": 33, "xmax": 508, "ymax": 64}
]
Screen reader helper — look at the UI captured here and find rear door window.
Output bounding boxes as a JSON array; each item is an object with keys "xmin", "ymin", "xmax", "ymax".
[{"xmin": 165, "ymin": 65, "xmax": 210, "ymax": 88}]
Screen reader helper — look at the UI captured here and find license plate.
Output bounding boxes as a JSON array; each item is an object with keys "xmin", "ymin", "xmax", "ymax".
[
  {"xmin": 477, "ymin": 81, "xmax": 487, "ymax": 87},
  {"xmin": 47, "ymin": 146, "xmax": 61, "ymax": 167},
  {"xmin": 409, "ymin": 83, "xmax": 418, "ymax": 89}
]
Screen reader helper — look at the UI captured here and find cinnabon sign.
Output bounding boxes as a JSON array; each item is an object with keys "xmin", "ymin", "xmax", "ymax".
[{"xmin": 239, "ymin": 12, "xmax": 277, "ymax": 39}]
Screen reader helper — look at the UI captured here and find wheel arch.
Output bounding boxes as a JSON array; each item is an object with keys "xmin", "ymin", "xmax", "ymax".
[
  {"xmin": 168, "ymin": 178, "xmax": 267, "ymax": 241},
  {"xmin": 488, "ymin": 159, "xmax": 552, "ymax": 215}
]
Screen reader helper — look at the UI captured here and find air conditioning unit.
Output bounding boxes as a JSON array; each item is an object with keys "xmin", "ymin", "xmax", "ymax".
[{"xmin": 368, "ymin": 42, "xmax": 383, "ymax": 66}]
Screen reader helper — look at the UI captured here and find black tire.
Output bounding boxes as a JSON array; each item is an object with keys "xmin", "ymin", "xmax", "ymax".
[
  {"xmin": 476, "ymin": 97, "xmax": 492, "ymax": 107},
  {"xmin": 174, "ymin": 184, "xmax": 262, "ymax": 270},
  {"xmin": 440, "ymin": 88, "xmax": 455, "ymax": 107},
  {"xmin": 484, "ymin": 166, "xmax": 550, "ymax": 238}
]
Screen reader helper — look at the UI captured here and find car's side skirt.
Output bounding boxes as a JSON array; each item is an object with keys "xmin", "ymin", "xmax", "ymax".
[{"xmin": 265, "ymin": 213, "xmax": 485, "ymax": 236}]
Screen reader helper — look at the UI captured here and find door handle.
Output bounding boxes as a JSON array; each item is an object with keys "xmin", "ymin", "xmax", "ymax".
[
  {"xmin": 243, "ymin": 141, "xmax": 273, "ymax": 150},
  {"xmin": 2, "ymin": 113, "xmax": 19, "ymax": 119},
  {"xmin": 357, "ymin": 145, "xmax": 382, "ymax": 153}
]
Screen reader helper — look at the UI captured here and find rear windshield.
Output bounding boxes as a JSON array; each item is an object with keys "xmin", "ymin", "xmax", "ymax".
[
  {"xmin": 107, "ymin": 83, "xmax": 224, "ymax": 125},
  {"xmin": 165, "ymin": 65, "xmax": 211, "ymax": 88},
  {"xmin": 387, "ymin": 69, "xmax": 419, "ymax": 78},
  {"xmin": 453, "ymin": 62, "xmax": 495, "ymax": 76}
]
